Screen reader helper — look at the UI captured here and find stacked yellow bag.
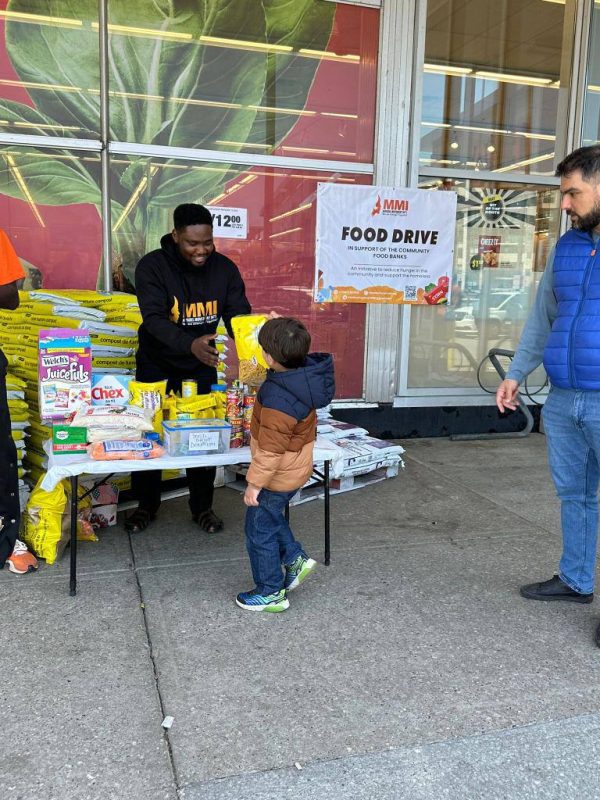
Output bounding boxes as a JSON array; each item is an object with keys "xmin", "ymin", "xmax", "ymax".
[{"xmin": 5, "ymin": 372, "xmax": 30, "ymax": 507}]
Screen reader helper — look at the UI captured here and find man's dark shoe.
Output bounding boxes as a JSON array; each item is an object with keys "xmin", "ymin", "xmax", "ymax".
[{"xmin": 520, "ymin": 575, "xmax": 593, "ymax": 604}]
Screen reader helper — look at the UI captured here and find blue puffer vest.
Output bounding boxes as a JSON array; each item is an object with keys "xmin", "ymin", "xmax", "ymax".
[{"xmin": 543, "ymin": 228, "xmax": 600, "ymax": 389}]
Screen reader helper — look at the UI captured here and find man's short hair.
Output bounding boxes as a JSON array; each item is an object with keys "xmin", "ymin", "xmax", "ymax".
[
  {"xmin": 556, "ymin": 146, "xmax": 600, "ymax": 182},
  {"xmin": 173, "ymin": 203, "xmax": 214, "ymax": 230},
  {"xmin": 258, "ymin": 317, "xmax": 311, "ymax": 369}
]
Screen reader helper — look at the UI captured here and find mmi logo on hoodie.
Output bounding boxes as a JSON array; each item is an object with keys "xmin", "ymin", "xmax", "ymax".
[{"xmin": 170, "ymin": 296, "xmax": 219, "ymax": 327}]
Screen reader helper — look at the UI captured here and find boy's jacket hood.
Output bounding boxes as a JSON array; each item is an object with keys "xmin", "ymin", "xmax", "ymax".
[{"xmin": 259, "ymin": 352, "xmax": 335, "ymax": 420}]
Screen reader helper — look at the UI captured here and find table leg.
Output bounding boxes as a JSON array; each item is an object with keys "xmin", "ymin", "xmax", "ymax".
[
  {"xmin": 285, "ymin": 502, "xmax": 290, "ymax": 523},
  {"xmin": 324, "ymin": 459, "xmax": 330, "ymax": 566},
  {"xmin": 70, "ymin": 475, "xmax": 78, "ymax": 596}
]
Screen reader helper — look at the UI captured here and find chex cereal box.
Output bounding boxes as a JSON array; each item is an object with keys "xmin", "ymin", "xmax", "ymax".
[
  {"xmin": 38, "ymin": 329, "xmax": 92, "ymax": 421},
  {"xmin": 91, "ymin": 374, "xmax": 131, "ymax": 406}
]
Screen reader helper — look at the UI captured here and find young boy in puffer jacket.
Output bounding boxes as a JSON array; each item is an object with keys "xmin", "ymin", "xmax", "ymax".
[{"xmin": 236, "ymin": 317, "xmax": 335, "ymax": 612}]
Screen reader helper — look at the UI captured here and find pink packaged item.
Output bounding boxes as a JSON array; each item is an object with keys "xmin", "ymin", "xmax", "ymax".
[{"xmin": 38, "ymin": 329, "xmax": 92, "ymax": 421}]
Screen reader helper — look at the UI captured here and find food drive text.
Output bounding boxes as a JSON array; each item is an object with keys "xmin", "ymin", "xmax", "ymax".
[{"xmin": 341, "ymin": 226, "xmax": 439, "ymax": 245}]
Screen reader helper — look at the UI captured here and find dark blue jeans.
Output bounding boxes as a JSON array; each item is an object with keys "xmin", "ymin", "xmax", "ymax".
[{"xmin": 244, "ymin": 488, "xmax": 304, "ymax": 595}]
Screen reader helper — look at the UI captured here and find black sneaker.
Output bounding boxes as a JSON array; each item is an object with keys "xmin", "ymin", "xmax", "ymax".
[{"xmin": 520, "ymin": 575, "xmax": 593, "ymax": 604}]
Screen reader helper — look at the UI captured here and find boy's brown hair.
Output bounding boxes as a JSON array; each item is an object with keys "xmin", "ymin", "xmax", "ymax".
[{"xmin": 258, "ymin": 317, "xmax": 311, "ymax": 369}]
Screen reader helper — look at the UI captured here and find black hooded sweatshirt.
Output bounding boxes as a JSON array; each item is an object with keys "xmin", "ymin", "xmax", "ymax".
[{"xmin": 135, "ymin": 234, "xmax": 251, "ymax": 377}]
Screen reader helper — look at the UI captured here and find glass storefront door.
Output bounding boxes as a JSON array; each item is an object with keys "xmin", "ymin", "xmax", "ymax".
[
  {"xmin": 582, "ymin": 0, "xmax": 600, "ymax": 146},
  {"xmin": 407, "ymin": 177, "xmax": 560, "ymax": 391},
  {"xmin": 404, "ymin": 0, "xmax": 576, "ymax": 398}
]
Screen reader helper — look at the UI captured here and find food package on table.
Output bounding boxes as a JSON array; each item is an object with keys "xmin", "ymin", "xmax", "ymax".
[
  {"xmin": 71, "ymin": 403, "xmax": 154, "ymax": 432},
  {"xmin": 86, "ymin": 427, "xmax": 143, "ymax": 443},
  {"xmin": 91, "ymin": 374, "xmax": 132, "ymax": 406},
  {"xmin": 230, "ymin": 314, "xmax": 268, "ymax": 386},
  {"xmin": 38, "ymin": 328, "xmax": 92, "ymax": 421},
  {"xmin": 88, "ymin": 439, "xmax": 165, "ymax": 460},
  {"xmin": 129, "ymin": 380, "xmax": 167, "ymax": 433},
  {"xmin": 163, "ymin": 392, "xmax": 216, "ymax": 421}
]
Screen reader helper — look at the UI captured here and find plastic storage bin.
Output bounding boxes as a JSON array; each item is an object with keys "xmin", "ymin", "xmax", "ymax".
[{"xmin": 162, "ymin": 419, "xmax": 232, "ymax": 457}]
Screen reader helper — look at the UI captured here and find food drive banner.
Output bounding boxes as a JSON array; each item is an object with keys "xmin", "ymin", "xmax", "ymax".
[{"xmin": 315, "ymin": 184, "xmax": 457, "ymax": 304}]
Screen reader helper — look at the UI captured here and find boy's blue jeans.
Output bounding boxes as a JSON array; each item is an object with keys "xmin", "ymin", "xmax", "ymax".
[
  {"xmin": 244, "ymin": 488, "xmax": 304, "ymax": 595},
  {"xmin": 542, "ymin": 386, "xmax": 600, "ymax": 594}
]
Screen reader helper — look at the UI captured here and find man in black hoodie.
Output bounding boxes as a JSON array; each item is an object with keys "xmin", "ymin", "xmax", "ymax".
[{"xmin": 125, "ymin": 203, "xmax": 251, "ymax": 534}]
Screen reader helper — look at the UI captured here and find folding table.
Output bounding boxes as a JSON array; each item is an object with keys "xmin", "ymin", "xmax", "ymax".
[{"xmin": 41, "ymin": 439, "xmax": 343, "ymax": 595}]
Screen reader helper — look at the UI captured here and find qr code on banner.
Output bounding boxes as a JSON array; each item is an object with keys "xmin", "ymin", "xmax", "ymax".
[{"xmin": 405, "ymin": 285, "xmax": 417, "ymax": 301}]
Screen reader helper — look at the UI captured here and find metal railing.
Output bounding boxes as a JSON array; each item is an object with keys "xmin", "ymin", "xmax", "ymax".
[{"xmin": 451, "ymin": 348, "xmax": 535, "ymax": 441}]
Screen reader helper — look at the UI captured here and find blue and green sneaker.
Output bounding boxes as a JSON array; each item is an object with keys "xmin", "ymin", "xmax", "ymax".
[
  {"xmin": 284, "ymin": 554, "xmax": 317, "ymax": 592},
  {"xmin": 236, "ymin": 588, "xmax": 289, "ymax": 612}
]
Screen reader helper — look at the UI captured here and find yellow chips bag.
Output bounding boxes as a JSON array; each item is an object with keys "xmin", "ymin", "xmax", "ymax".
[
  {"xmin": 129, "ymin": 379, "xmax": 167, "ymax": 433},
  {"xmin": 231, "ymin": 314, "xmax": 268, "ymax": 386}
]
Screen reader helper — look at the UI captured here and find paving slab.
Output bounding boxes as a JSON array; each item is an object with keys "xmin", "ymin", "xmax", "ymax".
[
  {"xmin": 402, "ymin": 434, "xmax": 560, "ymax": 531},
  {"xmin": 0, "ymin": 572, "xmax": 176, "ymax": 800},
  {"xmin": 180, "ymin": 712, "xmax": 600, "ymax": 800}
]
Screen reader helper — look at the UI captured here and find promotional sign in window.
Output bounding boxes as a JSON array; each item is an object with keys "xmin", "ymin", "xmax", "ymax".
[
  {"xmin": 315, "ymin": 184, "xmax": 457, "ymax": 304},
  {"xmin": 478, "ymin": 235, "xmax": 501, "ymax": 268},
  {"xmin": 209, "ymin": 207, "xmax": 248, "ymax": 239}
]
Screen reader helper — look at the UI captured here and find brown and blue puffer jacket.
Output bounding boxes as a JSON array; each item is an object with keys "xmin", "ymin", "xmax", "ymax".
[{"xmin": 246, "ymin": 352, "xmax": 335, "ymax": 492}]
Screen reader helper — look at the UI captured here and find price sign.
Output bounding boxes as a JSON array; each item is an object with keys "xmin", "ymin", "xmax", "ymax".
[{"xmin": 210, "ymin": 206, "xmax": 247, "ymax": 239}]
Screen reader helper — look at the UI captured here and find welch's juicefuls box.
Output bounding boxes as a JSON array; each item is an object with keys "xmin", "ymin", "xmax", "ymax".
[
  {"xmin": 91, "ymin": 374, "xmax": 131, "ymax": 406},
  {"xmin": 38, "ymin": 329, "xmax": 92, "ymax": 420}
]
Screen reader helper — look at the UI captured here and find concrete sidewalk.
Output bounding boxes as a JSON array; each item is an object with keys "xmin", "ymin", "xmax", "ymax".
[{"xmin": 2, "ymin": 433, "xmax": 599, "ymax": 799}]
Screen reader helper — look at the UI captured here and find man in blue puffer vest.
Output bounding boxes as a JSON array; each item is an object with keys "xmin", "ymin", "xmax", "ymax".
[{"xmin": 497, "ymin": 145, "xmax": 600, "ymax": 644}]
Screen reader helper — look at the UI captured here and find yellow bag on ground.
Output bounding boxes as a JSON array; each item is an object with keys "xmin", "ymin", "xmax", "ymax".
[
  {"xmin": 22, "ymin": 477, "xmax": 98, "ymax": 561},
  {"xmin": 230, "ymin": 314, "xmax": 268, "ymax": 386},
  {"xmin": 22, "ymin": 478, "xmax": 69, "ymax": 564}
]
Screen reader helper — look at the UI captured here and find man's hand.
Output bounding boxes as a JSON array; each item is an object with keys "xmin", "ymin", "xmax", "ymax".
[
  {"xmin": 243, "ymin": 483, "xmax": 261, "ymax": 507},
  {"xmin": 190, "ymin": 334, "xmax": 219, "ymax": 367},
  {"xmin": 496, "ymin": 378, "xmax": 520, "ymax": 412}
]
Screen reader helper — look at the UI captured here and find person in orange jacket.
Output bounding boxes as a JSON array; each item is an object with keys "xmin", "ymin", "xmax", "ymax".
[{"xmin": 0, "ymin": 230, "xmax": 37, "ymax": 574}]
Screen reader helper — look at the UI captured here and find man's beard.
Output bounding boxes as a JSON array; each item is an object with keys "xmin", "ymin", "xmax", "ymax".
[{"xmin": 571, "ymin": 200, "xmax": 600, "ymax": 232}]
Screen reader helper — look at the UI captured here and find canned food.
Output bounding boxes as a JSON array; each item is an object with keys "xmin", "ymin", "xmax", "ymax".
[
  {"xmin": 229, "ymin": 419, "xmax": 244, "ymax": 448},
  {"xmin": 182, "ymin": 379, "xmax": 197, "ymax": 398},
  {"xmin": 242, "ymin": 417, "xmax": 252, "ymax": 446},
  {"xmin": 226, "ymin": 388, "xmax": 243, "ymax": 420},
  {"xmin": 242, "ymin": 393, "xmax": 255, "ymax": 423}
]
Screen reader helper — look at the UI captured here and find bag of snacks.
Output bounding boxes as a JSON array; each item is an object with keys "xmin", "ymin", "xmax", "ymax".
[
  {"xmin": 231, "ymin": 314, "xmax": 268, "ymax": 386},
  {"xmin": 129, "ymin": 379, "xmax": 167, "ymax": 433}
]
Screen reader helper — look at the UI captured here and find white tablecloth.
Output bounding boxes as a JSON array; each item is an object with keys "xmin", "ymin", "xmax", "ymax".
[{"xmin": 41, "ymin": 436, "xmax": 344, "ymax": 491}]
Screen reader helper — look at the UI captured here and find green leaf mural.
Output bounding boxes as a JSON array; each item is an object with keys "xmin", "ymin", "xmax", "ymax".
[{"xmin": 2, "ymin": 0, "xmax": 335, "ymax": 284}]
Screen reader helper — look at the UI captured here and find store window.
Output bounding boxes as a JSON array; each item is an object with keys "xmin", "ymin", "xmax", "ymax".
[
  {"xmin": 0, "ymin": 145, "xmax": 102, "ymax": 289},
  {"xmin": 110, "ymin": 156, "xmax": 370, "ymax": 398},
  {"xmin": 420, "ymin": 0, "xmax": 574, "ymax": 176},
  {"xmin": 582, "ymin": 0, "xmax": 600, "ymax": 145},
  {"xmin": 407, "ymin": 177, "xmax": 560, "ymax": 391},
  {"xmin": 0, "ymin": 0, "xmax": 100, "ymax": 138},
  {"xmin": 106, "ymin": 0, "xmax": 378, "ymax": 163}
]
